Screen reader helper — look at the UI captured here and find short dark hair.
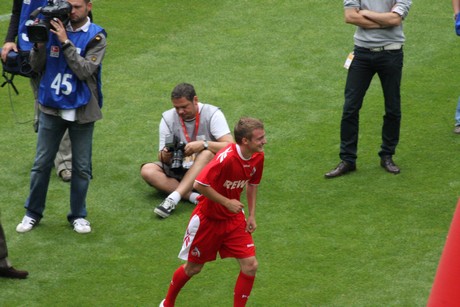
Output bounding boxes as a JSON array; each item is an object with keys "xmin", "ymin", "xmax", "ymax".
[
  {"xmin": 171, "ymin": 83, "xmax": 196, "ymax": 102},
  {"xmin": 234, "ymin": 117, "xmax": 264, "ymax": 144}
]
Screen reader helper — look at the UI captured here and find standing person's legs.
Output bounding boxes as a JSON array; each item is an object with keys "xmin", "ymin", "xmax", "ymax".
[
  {"xmin": 67, "ymin": 121, "xmax": 94, "ymax": 223},
  {"xmin": 340, "ymin": 49, "xmax": 375, "ymax": 164},
  {"xmin": 0, "ymin": 222, "xmax": 28, "ymax": 279},
  {"xmin": 24, "ymin": 113, "xmax": 67, "ymax": 221},
  {"xmin": 377, "ymin": 50, "xmax": 403, "ymax": 158},
  {"xmin": 30, "ymin": 76, "xmax": 72, "ymax": 180},
  {"xmin": 0, "ymin": 222, "xmax": 8, "ymax": 266},
  {"xmin": 454, "ymin": 97, "xmax": 460, "ymax": 133},
  {"xmin": 161, "ymin": 262, "xmax": 203, "ymax": 307},
  {"xmin": 234, "ymin": 257, "xmax": 258, "ymax": 307},
  {"xmin": 161, "ymin": 212, "xmax": 213, "ymax": 306}
]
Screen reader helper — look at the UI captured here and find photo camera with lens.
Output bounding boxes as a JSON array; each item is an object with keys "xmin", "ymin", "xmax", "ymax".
[
  {"xmin": 26, "ymin": 0, "xmax": 72, "ymax": 43},
  {"xmin": 165, "ymin": 134, "xmax": 186, "ymax": 172}
]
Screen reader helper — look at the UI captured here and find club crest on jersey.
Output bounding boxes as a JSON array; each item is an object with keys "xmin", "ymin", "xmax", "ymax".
[
  {"xmin": 50, "ymin": 45, "xmax": 60, "ymax": 58},
  {"xmin": 191, "ymin": 247, "xmax": 201, "ymax": 258}
]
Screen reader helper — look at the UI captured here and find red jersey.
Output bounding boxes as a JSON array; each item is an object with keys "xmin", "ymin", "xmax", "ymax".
[{"xmin": 195, "ymin": 143, "xmax": 264, "ymax": 220}]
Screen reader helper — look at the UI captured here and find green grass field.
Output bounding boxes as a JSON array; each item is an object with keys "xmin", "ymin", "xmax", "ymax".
[{"xmin": 1, "ymin": 0, "xmax": 459, "ymax": 306}]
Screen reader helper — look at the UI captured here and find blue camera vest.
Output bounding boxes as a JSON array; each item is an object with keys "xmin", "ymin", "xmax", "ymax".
[{"xmin": 38, "ymin": 24, "xmax": 105, "ymax": 110}]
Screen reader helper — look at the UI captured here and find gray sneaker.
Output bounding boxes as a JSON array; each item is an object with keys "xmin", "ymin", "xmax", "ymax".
[{"xmin": 154, "ymin": 198, "xmax": 176, "ymax": 218}]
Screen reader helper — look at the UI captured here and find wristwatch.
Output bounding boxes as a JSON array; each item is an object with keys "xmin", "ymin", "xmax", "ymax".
[
  {"xmin": 62, "ymin": 39, "xmax": 71, "ymax": 50},
  {"xmin": 203, "ymin": 140, "xmax": 209, "ymax": 150}
]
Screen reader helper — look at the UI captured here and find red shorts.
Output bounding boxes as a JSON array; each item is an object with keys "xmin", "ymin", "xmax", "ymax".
[{"xmin": 178, "ymin": 209, "xmax": 256, "ymax": 264}]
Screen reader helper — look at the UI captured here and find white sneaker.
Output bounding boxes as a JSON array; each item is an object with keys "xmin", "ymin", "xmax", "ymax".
[
  {"xmin": 154, "ymin": 198, "xmax": 176, "ymax": 218},
  {"xmin": 16, "ymin": 216, "xmax": 37, "ymax": 233},
  {"xmin": 159, "ymin": 299, "xmax": 165, "ymax": 307},
  {"xmin": 72, "ymin": 218, "xmax": 91, "ymax": 234}
]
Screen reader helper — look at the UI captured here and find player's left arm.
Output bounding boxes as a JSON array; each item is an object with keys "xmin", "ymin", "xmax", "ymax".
[{"xmin": 245, "ymin": 184, "xmax": 258, "ymax": 233}]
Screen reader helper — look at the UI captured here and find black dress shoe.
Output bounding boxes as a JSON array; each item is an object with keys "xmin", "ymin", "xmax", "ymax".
[
  {"xmin": 0, "ymin": 267, "xmax": 29, "ymax": 279},
  {"xmin": 380, "ymin": 156, "xmax": 400, "ymax": 174},
  {"xmin": 325, "ymin": 161, "xmax": 356, "ymax": 179}
]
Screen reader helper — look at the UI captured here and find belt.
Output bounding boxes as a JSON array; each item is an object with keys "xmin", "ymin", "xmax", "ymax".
[{"xmin": 367, "ymin": 43, "xmax": 403, "ymax": 52}]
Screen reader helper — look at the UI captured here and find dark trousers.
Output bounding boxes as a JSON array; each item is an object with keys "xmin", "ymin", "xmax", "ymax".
[
  {"xmin": 0, "ymin": 222, "xmax": 8, "ymax": 262},
  {"xmin": 339, "ymin": 46, "xmax": 404, "ymax": 164}
]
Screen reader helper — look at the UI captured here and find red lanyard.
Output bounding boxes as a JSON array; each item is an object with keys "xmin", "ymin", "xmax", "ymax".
[{"xmin": 179, "ymin": 109, "xmax": 200, "ymax": 143}]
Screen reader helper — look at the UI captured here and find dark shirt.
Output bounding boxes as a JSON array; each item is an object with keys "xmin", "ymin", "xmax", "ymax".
[{"xmin": 3, "ymin": 0, "xmax": 22, "ymax": 43}]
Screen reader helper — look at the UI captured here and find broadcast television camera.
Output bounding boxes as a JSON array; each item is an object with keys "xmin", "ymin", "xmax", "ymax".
[{"xmin": 26, "ymin": 0, "xmax": 72, "ymax": 43}]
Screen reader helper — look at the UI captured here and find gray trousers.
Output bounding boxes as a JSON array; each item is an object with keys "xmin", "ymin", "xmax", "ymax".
[{"xmin": 54, "ymin": 129, "xmax": 72, "ymax": 175}]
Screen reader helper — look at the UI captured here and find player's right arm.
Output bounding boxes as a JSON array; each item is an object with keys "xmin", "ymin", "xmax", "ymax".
[{"xmin": 193, "ymin": 182, "xmax": 244, "ymax": 214}]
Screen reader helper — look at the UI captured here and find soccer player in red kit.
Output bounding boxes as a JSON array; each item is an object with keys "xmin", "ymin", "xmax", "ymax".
[{"xmin": 159, "ymin": 117, "xmax": 266, "ymax": 307}]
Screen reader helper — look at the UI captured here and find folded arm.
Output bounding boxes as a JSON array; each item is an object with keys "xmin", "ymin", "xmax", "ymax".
[{"xmin": 345, "ymin": 8, "xmax": 402, "ymax": 28}]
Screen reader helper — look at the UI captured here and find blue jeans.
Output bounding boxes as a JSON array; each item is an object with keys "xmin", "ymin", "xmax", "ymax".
[
  {"xmin": 24, "ymin": 113, "xmax": 94, "ymax": 223},
  {"xmin": 339, "ymin": 46, "xmax": 403, "ymax": 163}
]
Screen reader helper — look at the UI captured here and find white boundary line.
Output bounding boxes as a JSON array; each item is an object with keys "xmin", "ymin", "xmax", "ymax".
[{"xmin": 0, "ymin": 14, "xmax": 12, "ymax": 22}]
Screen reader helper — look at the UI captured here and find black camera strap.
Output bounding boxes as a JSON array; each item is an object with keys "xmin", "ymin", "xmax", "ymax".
[{"xmin": 1, "ymin": 69, "xmax": 35, "ymax": 127}]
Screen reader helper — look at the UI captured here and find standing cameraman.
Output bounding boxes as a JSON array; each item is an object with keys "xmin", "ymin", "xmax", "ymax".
[
  {"xmin": 140, "ymin": 83, "xmax": 234, "ymax": 219},
  {"xmin": 1, "ymin": 0, "xmax": 73, "ymax": 182},
  {"xmin": 16, "ymin": 0, "xmax": 107, "ymax": 234}
]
